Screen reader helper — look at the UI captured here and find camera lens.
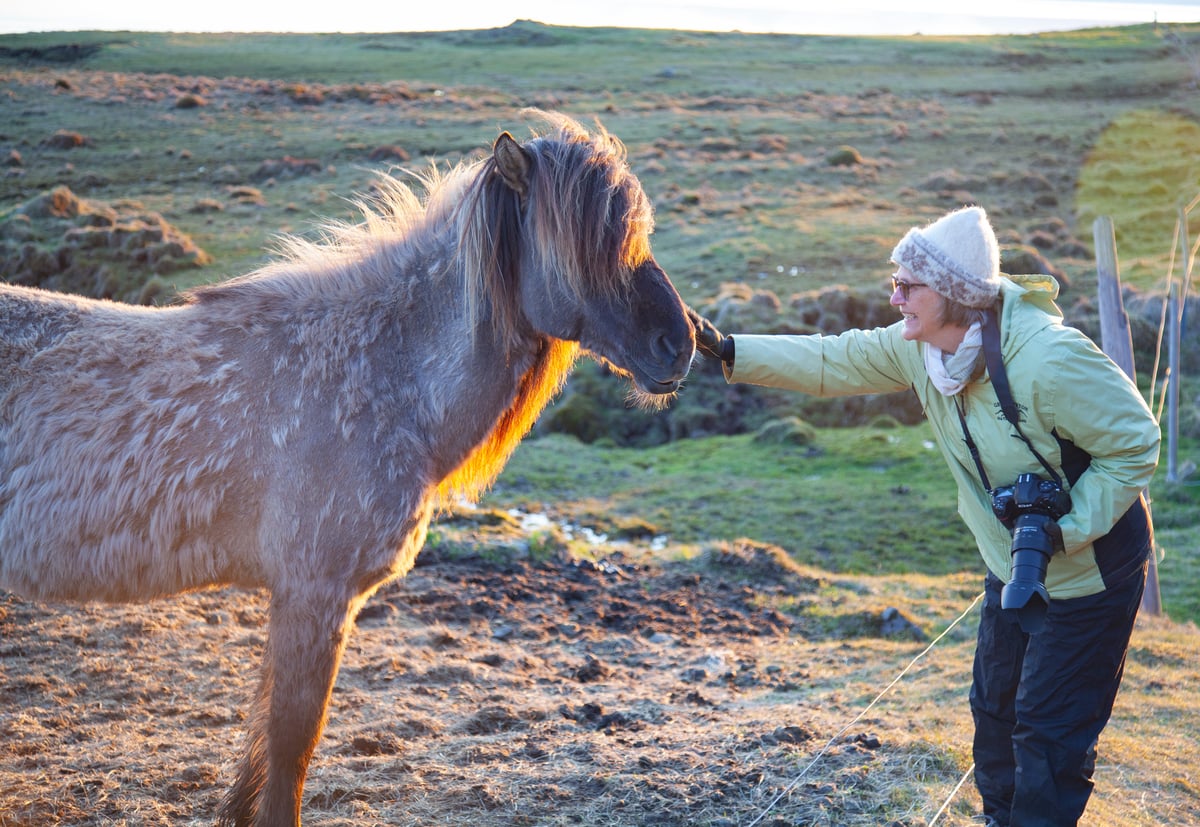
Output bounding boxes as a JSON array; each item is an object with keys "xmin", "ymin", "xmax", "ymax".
[{"xmin": 1001, "ymin": 513, "xmax": 1056, "ymax": 633}]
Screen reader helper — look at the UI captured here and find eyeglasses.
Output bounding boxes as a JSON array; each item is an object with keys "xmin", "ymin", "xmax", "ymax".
[{"xmin": 890, "ymin": 276, "xmax": 927, "ymax": 301}]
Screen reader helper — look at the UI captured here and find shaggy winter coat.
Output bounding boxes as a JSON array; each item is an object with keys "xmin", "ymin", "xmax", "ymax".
[{"xmin": 0, "ymin": 111, "xmax": 694, "ymax": 827}]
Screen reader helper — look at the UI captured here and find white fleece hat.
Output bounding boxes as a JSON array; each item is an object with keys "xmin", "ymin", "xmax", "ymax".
[{"xmin": 890, "ymin": 206, "xmax": 1002, "ymax": 309}]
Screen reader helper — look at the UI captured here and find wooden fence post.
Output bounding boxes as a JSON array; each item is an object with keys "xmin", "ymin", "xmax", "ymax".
[
  {"xmin": 1092, "ymin": 216, "xmax": 1162, "ymax": 616},
  {"xmin": 1166, "ymin": 283, "xmax": 1180, "ymax": 484}
]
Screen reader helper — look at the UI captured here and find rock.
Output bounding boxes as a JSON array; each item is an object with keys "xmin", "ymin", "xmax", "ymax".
[
  {"xmin": 761, "ymin": 724, "xmax": 814, "ymax": 745},
  {"xmin": 251, "ymin": 155, "xmax": 323, "ymax": 181},
  {"xmin": 572, "ymin": 655, "xmax": 612, "ymax": 683},
  {"xmin": 41, "ymin": 129, "xmax": 92, "ymax": 149},
  {"xmin": 368, "ymin": 144, "xmax": 411, "ymax": 163},
  {"xmin": 348, "ymin": 734, "xmax": 401, "ymax": 756},
  {"xmin": 354, "ymin": 601, "xmax": 395, "ymax": 623},
  {"xmin": 879, "ymin": 607, "xmax": 927, "ymax": 641},
  {"xmin": 854, "ymin": 732, "xmax": 882, "ymax": 749}
]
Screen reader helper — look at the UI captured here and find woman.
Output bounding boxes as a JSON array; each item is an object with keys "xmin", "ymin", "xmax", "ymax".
[{"xmin": 690, "ymin": 205, "xmax": 1159, "ymax": 827}]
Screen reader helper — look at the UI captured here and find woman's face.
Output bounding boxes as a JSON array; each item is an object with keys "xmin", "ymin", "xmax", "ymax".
[{"xmin": 890, "ymin": 267, "xmax": 965, "ymax": 350}]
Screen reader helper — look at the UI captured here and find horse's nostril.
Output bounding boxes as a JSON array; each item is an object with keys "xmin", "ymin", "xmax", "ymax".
[
  {"xmin": 653, "ymin": 330, "xmax": 681, "ymax": 363},
  {"xmin": 650, "ymin": 329, "xmax": 694, "ymax": 379}
]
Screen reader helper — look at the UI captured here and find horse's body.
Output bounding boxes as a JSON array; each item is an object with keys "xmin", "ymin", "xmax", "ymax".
[{"xmin": 0, "ymin": 112, "xmax": 694, "ymax": 826}]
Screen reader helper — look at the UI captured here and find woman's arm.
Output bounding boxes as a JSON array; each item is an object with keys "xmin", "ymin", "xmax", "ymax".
[{"xmin": 726, "ymin": 323, "xmax": 916, "ymax": 398}]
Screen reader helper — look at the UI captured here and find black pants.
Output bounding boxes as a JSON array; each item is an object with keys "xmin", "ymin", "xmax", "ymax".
[{"xmin": 969, "ymin": 563, "xmax": 1146, "ymax": 827}]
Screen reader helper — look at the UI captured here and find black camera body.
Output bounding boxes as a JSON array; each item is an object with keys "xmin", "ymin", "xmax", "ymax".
[{"xmin": 990, "ymin": 472, "xmax": 1071, "ymax": 633}]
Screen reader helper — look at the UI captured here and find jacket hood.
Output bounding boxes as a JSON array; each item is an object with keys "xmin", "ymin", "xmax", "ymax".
[{"xmin": 997, "ymin": 273, "xmax": 1063, "ymax": 352}]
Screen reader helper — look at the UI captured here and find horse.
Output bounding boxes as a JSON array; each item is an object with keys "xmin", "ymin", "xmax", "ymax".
[{"xmin": 0, "ymin": 110, "xmax": 695, "ymax": 826}]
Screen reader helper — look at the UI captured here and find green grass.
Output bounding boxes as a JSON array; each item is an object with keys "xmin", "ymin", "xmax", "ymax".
[
  {"xmin": 1077, "ymin": 108, "xmax": 1200, "ymax": 282},
  {"xmin": 479, "ymin": 427, "xmax": 1200, "ymax": 622}
]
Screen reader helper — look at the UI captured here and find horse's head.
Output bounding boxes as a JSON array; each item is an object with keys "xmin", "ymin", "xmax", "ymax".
[{"xmin": 469, "ymin": 113, "xmax": 694, "ymax": 403}]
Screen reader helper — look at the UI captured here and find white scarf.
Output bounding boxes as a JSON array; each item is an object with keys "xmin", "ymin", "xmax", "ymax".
[{"xmin": 924, "ymin": 321, "xmax": 983, "ymax": 396}]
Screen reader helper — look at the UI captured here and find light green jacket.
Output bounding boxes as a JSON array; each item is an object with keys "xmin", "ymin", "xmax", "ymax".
[{"xmin": 726, "ymin": 275, "xmax": 1160, "ymax": 598}]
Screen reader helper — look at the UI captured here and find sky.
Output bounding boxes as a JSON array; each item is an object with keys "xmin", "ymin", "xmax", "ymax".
[{"xmin": 2, "ymin": 0, "xmax": 1198, "ymax": 36}]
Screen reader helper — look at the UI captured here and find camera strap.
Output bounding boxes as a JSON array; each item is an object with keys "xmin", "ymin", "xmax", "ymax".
[{"xmin": 956, "ymin": 309, "xmax": 1064, "ymax": 490}]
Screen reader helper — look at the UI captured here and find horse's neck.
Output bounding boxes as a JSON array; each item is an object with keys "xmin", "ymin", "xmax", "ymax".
[
  {"xmin": 218, "ymin": 240, "xmax": 562, "ymax": 502},
  {"xmin": 432, "ymin": 330, "xmax": 576, "ymax": 506},
  {"xmin": 371, "ymin": 252, "xmax": 552, "ymax": 495},
  {"xmin": 397, "ymin": 253, "xmax": 579, "ymax": 504}
]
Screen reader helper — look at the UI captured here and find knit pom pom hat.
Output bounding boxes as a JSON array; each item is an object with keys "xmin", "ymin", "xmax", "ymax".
[{"xmin": 890, "ymin": 206, "xmax": 1002, "ymax": 309}]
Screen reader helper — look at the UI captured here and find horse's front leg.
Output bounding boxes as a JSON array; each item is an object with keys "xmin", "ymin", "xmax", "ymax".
[{"xmin": 219, "ymin": 586, "xmax": 361, "ymax": 827}]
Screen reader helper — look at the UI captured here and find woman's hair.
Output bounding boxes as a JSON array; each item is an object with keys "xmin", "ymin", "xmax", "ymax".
[{"xmin": 940, "ymin": 295, "xmax": 998, "ymax": 328}]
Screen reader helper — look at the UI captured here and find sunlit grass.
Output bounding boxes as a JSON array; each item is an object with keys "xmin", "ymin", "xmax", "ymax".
[{"xmin": 1076, "ymin": 108, "xmax": 1200, "ymax": 289}]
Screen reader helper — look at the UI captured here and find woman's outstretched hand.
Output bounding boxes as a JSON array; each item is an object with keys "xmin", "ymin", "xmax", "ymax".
[{"xmin": 687, "ymin": 308, "xmax": 731, "ymax": 363}]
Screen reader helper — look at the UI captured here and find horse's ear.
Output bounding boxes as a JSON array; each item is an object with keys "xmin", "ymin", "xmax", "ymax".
[{"xmin": 493, "ymin": 132, "xmax": 531, "ymax": 196}]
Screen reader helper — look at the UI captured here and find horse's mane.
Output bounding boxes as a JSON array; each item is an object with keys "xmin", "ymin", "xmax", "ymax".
[
  {"xmin": 189, "ymin": 111, "xmax": 652, "ymax": 318},
  {"xmin": 187, "ymin": 111, "xmax": 652, "ymax": 506},
  {"xmin": 440, "ymin": 110, "xmax": 658, "ymax": 504},
  {"xmin": 185, "ymin": 163, "xmax": 467, "ymax": 310}
]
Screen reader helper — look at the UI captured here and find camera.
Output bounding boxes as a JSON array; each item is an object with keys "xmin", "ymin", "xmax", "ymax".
[{"xmin": 990, "ymin": 472, "xmax": 1071, "ymax": 634}]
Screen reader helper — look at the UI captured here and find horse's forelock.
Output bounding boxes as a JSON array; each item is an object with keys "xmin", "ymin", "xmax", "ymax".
[
  {"xmin": 523, "ymin": 121, "xmax": 652, "ymax": 293},
  {"xmin": 457, "ymin": 115, "xmax": 653, "ymax": 347}
]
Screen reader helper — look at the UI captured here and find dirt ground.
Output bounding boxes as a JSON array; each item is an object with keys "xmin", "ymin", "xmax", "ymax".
[
  {"xmin": 0, "ymin": 530, "xmax": 954, "ymax": 827},
  {"xmin": 3, "ymin": 523, "xmax": 1198, "ymax": 827}
]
